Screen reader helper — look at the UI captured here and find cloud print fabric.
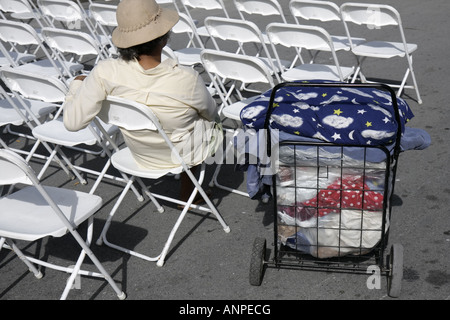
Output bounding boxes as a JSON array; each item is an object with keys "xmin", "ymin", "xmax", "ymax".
[{"xmin": 240, "ymin": 82, "xmax": 414, "ymax": 146}]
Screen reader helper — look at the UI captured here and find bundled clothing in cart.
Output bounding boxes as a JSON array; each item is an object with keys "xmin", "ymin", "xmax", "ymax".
[{"xmin": 236, "ymin": 82, "xmax": 430, "ymax": 259}]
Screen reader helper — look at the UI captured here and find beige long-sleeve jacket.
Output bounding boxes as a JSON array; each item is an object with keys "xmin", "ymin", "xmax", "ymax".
[{"xmin": 63, "ymin": 57, "xmax": 222, "ymax": 170}]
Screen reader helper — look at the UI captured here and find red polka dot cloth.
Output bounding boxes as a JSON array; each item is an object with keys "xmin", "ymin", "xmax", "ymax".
[{"xmin": 301, "ymin": 175, "xmax": 384, "ymax": 217}]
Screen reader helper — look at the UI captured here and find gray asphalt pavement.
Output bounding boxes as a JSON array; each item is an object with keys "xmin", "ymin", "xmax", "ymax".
[{"xmin": 0, "ymin": 0, "xmax": 449, "ymax": 306}]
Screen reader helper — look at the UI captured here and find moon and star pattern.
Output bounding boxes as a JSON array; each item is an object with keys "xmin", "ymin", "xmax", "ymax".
[{"xmin": 240, "ymin": 82, "xmax": 414, "ymax": 146}]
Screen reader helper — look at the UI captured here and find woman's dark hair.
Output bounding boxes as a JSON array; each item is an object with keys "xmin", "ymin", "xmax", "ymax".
[{"xmin": 118, "ymin": 32, "xmax": 170, "ymax": 62}]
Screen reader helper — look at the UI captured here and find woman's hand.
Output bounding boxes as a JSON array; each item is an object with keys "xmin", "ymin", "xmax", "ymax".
[{"xmin": 75, "ymin": 75, "xmax": 87, "ymax": 81}]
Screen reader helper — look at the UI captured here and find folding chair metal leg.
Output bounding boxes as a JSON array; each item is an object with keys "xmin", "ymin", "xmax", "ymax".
[
  {"xmin": 208, "ymin": 133, "xmax": 249, "ymax": 197},
  {"xmin": 96, "ymin": 176, "xmax": 164, "ymax": 262},
  {"xmin": 152, "ymin": 164, "xmax": 230, "ymax": 267},
  {"xmin": 96, "ymin": 163, "xmax": 230, "ymax": 266},
  {"xmin": 37, "ymin": 145, "xmax": 87, "ymax": 184},
  {"xmin": 5, "ymin": 239, "xmax": 43, "ymax": 279},
  {"xmin": 208, "ymin": 128, "xmax": 249, "ymax": 197},
  {"xmin": 59, "ymin": 216, "xmax": 126, "ymax": 300},
  {"xmin": 86, "ymin": 127, "xmax": 145, "ymax": 200},
  {"xmin": 5, "ymin": 217, "xmax": 126, "ymax": 300}
]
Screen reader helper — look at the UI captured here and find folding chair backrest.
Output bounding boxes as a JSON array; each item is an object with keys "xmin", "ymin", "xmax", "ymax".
[
  {"xmin": 41, "ymin": 27, "xmax": 105, "ymax": 58},
  {"xmin": 0, "ymin": 19, "xmax": 41, "ymax": 46},
  {"xmin": 0, "ymin": 67, "xmax": 67, "ymax": 103},
  {"xmin": 180, "ymin": 0, "xmax": 229, "ymax": 17},
  {"xmin": 205, "ymin": 16, "xmax": 263, "ymax": 45},
  {"xmin": 162, "ymin": 46, "xmax": 178, "ymax": 62},
  {"xmin": 201, "ymin": 49, "xmax": 275, "ymax": 86},
  {"xmin": 266, "ymin": 22, "xmax": 335, "ymax": 52},
  {"xmin": 0, "ymin": 0, "xmax": 45, "ymax": 27},
  {"xmin": 0, "ymin": 149, "xmax": 38, "ymax": 186},
  {"xmin": 340, "ymin": 3, "xmax": 400, "ymax": 28},
  {"xmin": 171, "ymin": 12, "xmax": 204, "ymax": 49},
  {"xmin": 38, "ymin": 0, "xmax": 84, "ymax": 24},
  {"xmin": 0, "ymin": 0, "xmax": 34, "ymax": 16},
  {"xmin": 181, "ymin": 0, "xmax": 224, "ymax": 10},
  {"xmin": 0, "ymin": 19, "xmax": 67, "ymax": 79},
  {"xmin": 233, "ymin": 0, "xmax": 287, "ymax": 22},
  {"xmin": 98, "ymin": 96, "xmax": 158, "ymax": 132},
  {"xmin": 0, "ymin": 158, "xmax": 32, "ymax": 186},
  {"xmin": 290, "ymin": 0, "xmax": 342, "ymax": 23},
  {"xmin": 0, "ymin": 20, "xmax": 39, "ymax": 67},
  {"xmin": 88, "ymin": 2, "xmax": 118, "ymax": 27}
]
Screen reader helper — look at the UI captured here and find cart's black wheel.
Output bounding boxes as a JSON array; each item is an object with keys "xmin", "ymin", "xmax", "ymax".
[
  {"xmin": 387, "ymin": 243, "xmax": 403, "ymax": 298},
  {"xmin": 249, "ymin": 237, "xmax": 266, "ymax": 286}
]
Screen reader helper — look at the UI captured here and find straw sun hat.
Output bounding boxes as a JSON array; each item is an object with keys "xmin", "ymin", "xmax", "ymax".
[{"xmin": 112, "ymin": 0, "xmax": 179, "ymax": 49}]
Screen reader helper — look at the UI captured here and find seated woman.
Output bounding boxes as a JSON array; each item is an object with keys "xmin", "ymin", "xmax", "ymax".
[{"xmin": 63, "ymin": 0, "xmax": 222, "ymax": 202}]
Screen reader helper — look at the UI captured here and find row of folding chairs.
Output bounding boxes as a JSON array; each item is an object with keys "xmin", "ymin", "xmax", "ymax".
[
  {"xmin": 0, "ymin": 9, "xmax": 132, "ymax": 299},
  {"xmin": 1, "ymin": 0, "xmax": 421, "ymax": 103},
  {"xmin": 168, "ymin": 0, "xmax": 422, "ymax": 105},
  {"xmin": 0, "ymin": 67, "xmax": 231, "ymax": 299},
  {"xmin": 0, "ymin": 0, "xmax": 118, "ymax": 56},
  {"xmin": 0, "ymin": 8, "xmax": 232, "ymax": 299}
]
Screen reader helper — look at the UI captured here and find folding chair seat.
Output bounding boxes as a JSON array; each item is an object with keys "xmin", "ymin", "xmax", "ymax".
[
  {"xmin": 0, "ymin": 40, "xmax": 36, "ymax": 68},
  {"xmin": 266, "ymin": 23, "xmax": 354, "ymax": 82},
  {"xmin": 0, "ymin": 148, "xmax": 126, "ymax": 300},
  {"xmin": 0, "ymin": 19, "xmax": 81, "ymax": 83},
  {"xmin": 289, "ymin": 0, "xmax": 366, "ymax": 54},
  {"xmin": 204, "ymin": 16, "xmax": 288, "ymax": 83},
  {"xmin": 170, "ymin": 12, "xmax": 205, "ymax": 67},
  {"xmin": 340, "ymin": 3, "xmax": 422, "ymax": 104},
  {"xmin": 0, "ymin": 67, "xmax": 140, "ymax": 197},
  {"xmin": 200, "ymin": 49, "xmax": 276, "ymax": 197},
  {"xmin": 94, "ymin": 95, "xmax": 230, "ymax": 267}
]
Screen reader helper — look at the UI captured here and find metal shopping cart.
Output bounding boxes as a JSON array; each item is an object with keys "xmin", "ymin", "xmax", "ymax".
[{"xmin": 248, "ymin": 82, "xmax": 404, "ymax": 298}]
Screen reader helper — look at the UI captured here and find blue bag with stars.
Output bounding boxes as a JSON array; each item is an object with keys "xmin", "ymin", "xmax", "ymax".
[{"xmin": 240, "ymin": 81, "xmax": 414, "ymax": 146}]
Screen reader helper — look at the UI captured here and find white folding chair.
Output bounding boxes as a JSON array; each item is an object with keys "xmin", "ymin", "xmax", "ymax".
[
  {"xmin": 0, "ymin": 0, "xmax": 48, "ymax": 29},
  {"xmin": 170, "ymin": 12, "xmax": 205, "ymax": 67},
  {"xmin": 40, "ymin": 26, "xmax": 108, "ymax": 73},
  {"xmin": 94, "ymin": 95, "xmax": 230, "ymax": 267},
  {"xmin": 201, "ymin": 49, "xmax": 276, "ymax": 197},
  {"xmin": 0, "ymin": 19, "xmax": 81, "ymax": 83},
  {"xmin": 0, "ymin": 150, "xmax": 32, "ymax": 255},
  {"xmin": 0, "ymin": 38, "xmax": 37, "ymax": 67},
  {"xmin": 177, "ymin": 0, "xmax": 229, "ymax": 40},
  {"xmin": 204, "ymin": 16, "xmax": 287, "ymax": 83},
  {"xmin": 340, "ymin": 2, "xmax": 422, "ymax": 104},
  {"xmin": 0, "ymin": 148, "xmax": 126, "ymax": 300},
  {"xmin": 88, "ymin": 2, "xmax": 118, "ymax": 57},
  {"xmin": 0, "ymin": 82, "xmax": 69, "ymax": 168},
  {"xmin": 266, "ymin": 23, "xmax": 354, "ymax": 82},
  {"xmin": 289, "ymin": 0, "xmax": 366, "ymax": 54},
  {"xmin": 232, "ymin": 0, "xmax": 287, "ymax": 46},
  {"xmin": 0, "ymin": 67, "xmax": 136, "ymax": 196}
]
